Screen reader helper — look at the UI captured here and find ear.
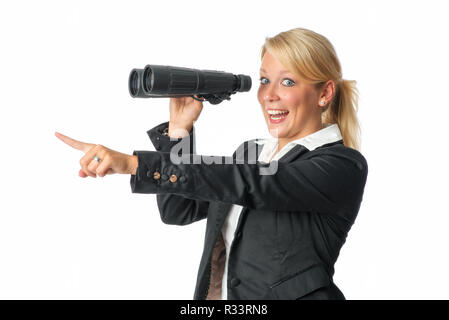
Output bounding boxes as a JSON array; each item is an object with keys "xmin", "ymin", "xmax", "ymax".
[{"xmin": 319, "ymin": 80, "xmax": 335, "ymax": 103}]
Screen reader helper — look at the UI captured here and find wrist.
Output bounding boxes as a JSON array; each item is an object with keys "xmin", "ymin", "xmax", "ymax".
[
  {"xmin": 129, "ymin": 155, "xmax": 138, "ymax": 175},
  {"xmin": 168, "ymin": 121, "xmax": 192, "ymax": 139}
]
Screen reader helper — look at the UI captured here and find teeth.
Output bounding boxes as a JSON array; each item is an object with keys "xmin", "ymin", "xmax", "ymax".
[
  {"xmin": 267, "ymin": 110, "xmax": 289, "ymax": 115},
  {"xmin": 270, "ymin": 113, "xmax": 288, "ymax": 120}
]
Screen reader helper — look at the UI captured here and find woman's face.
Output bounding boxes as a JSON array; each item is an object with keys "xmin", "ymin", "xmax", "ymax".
[{"xmin": 257, "ymin": 51, "xmax": 323, "ymax": 140}]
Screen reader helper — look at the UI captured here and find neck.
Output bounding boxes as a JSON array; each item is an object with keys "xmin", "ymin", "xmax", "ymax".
[{"xmin": 277, "ymin": 122, "xmax": 324, "ymax": 153}]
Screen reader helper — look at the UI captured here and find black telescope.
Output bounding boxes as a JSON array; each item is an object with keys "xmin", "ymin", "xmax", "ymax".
[{"xmin": 128, "ymin": 65, "xmax": 251, "ymax": 105}]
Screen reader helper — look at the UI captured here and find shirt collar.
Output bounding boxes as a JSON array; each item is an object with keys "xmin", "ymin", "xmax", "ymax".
[{"xmin": 254, "ymin": 123, "xmax": 343, "ymax": 151}]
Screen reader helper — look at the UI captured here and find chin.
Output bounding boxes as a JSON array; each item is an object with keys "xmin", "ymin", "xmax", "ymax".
[{"xmin": 268, "ymin": 126, "xmax": 287, "ymax": 139}]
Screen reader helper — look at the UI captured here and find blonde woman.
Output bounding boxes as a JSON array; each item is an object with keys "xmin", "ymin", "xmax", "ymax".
[{"xmin": 56, "ymin": 27, "xmax": 368, "ymax": 300}]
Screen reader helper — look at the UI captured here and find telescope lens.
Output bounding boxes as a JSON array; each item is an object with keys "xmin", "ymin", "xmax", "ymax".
[
  {"xmin": 143, "ymin": 66, "xmax": 153, "ymax": 93},
  {"xmin": 129, "ymin": 70, "xmax": 139, "ymax": 97}
]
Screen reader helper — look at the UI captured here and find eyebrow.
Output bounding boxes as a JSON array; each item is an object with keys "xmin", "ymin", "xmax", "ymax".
[{"xmin": 259, "ymin": 68, "xmax": 292, "ymax": 75}]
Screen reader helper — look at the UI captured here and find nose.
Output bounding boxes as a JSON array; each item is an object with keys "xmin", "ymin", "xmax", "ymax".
[{"xmin": 262, "ymin": 83, "xmax": 280, "ymax": 102}]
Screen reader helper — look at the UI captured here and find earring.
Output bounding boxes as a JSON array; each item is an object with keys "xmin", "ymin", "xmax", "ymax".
[{"xmin": 320, "ymin": 100, "xmax": 326, "ymax": 106}]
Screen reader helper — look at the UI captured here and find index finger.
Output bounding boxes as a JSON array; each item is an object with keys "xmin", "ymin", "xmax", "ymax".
[{"xmin": 55, "ymin": 131, "xmax": 93, "ymax": 153}]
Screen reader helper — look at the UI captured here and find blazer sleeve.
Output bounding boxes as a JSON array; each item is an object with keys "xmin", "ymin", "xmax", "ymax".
[
  {"xmin": 144, "ymin": 121, "xmax": 209, "ymax": 226},
  {"xmin": 130, "ymin": 141, "xmax": 368, "ymax": 217}
]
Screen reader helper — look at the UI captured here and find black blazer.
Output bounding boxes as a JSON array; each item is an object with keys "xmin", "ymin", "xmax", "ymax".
[{"xmin": 130, "ymin": 121, "xmax": 368, "ymax": 300}]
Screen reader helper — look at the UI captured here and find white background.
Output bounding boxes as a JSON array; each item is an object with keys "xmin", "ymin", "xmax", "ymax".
[{"xmin": 0, "ymin": 0, "xmax": 448, "ymax": 299}]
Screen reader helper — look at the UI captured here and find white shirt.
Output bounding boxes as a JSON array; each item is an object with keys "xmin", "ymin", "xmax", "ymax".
[{"xmin": 220, "ymin": 123, "xmax": 343, "ymax": 299}]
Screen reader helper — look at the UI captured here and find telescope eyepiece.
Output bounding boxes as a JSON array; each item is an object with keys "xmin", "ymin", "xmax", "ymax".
[{"xmin": 237, "ymin": 74, "xmax": 251, "ymax": 92}]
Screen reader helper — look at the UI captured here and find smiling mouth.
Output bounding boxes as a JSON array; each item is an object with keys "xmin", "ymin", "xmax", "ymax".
[
  {"xmin": 269, "ymin": 113, "xmax": 288, "ymax": 120},
  {"xmin": 267, "ymin": 110, "xmax": 289, "ymax": 120}
]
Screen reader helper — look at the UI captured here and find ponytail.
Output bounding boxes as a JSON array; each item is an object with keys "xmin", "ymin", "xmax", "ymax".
[{"xmin": 322, "ymin": 79, "xmax": 361, "ymax": 151}]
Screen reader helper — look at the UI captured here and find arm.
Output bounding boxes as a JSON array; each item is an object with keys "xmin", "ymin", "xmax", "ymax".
[
  {"xmin": 145, "ymin": 121, "xmax": 209, "ymax": 225},
  {"xmin": 131, "ymin": 145, "xmax": 368, "ymax": 220}
]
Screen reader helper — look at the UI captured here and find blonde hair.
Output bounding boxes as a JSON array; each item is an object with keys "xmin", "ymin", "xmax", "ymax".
[{"xmin": 261, "ymin": 28, "xmax": 362, "ymax": 151}]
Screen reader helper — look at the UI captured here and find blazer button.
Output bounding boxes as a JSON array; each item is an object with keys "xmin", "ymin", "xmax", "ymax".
[
  {"xmin": 146, "ymin": 171, "xmax": 152, "ymax": 178},
  {"xmin": 153, "ymin": 172, "xmax": 161, "ymax": 180},
  {"xmin": 169, "ymin": 174, "xmax": 178, "ymax": 183},
  {"xmin": 161, "ymin": 174, "xmax": 168, "ymax": 180},
  {"xmin": 179, "ymin": 176, "xmax": 186, "ymax": 183},
  {"xmin": 230, "ymin": 278, "xmax": 240, "ymax": 287}
]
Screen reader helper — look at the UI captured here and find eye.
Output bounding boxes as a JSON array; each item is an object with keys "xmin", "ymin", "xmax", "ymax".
[
  {"xmin": 259, "ymin": 77, "xmax": 269, "ymax": 85},
  {"xmin": 282, "ymin": 78, "xmax": 295, "ymax": 86}
]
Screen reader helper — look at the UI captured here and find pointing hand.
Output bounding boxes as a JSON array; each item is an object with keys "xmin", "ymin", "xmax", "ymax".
[{"xmin": 55, "ymin": 132, "xmax": 138, "ymax": 178}]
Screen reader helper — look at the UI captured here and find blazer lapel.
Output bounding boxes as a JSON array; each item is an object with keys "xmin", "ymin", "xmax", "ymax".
[{"xmin": 278, "ymin": 144, "xmax": 309, "ymax": 163}]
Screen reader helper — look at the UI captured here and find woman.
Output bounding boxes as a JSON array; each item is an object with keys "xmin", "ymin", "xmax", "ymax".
[{"xmin": 56, "ymin": 27, "xmax": 368, "ymax": 300}]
